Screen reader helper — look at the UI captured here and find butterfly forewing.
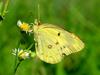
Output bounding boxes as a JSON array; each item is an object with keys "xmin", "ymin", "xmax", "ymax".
[
  {"xmin": 33, "ymin": 23, "xmax": 84, "ymax": 64},
  {"xmin": 35, "ymin": 29, "xmax": 63, "ymax": 63}
]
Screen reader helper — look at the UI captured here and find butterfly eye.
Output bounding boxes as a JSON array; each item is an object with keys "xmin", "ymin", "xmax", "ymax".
[{"xmin": 57, "ymin": 32, "xmax": 60, "ymax": 36}]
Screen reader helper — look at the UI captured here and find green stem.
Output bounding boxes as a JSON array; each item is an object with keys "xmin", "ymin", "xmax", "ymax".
[
  {"xmin": 27, "ymin": 43, "xmax": 33, "ymax": 50},
  {"xmin": 13, "ymin": 40, "xmax": 21, "ymax": 75},
  {"xmin": 2, "ymin": 0, "xmax": 10, "ymax": 17},
  {"xmin": 14, "ymin": 60, "xmax": 23, "ymax": 75},
  {"xmin": 56, "ymin": 62, "xmax": 67, "ymax": 75}
]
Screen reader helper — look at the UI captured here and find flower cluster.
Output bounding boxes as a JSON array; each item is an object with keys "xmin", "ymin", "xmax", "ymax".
[{"xmin": 12, "ymin": 48, "xmax": 36, "ymax": 60}]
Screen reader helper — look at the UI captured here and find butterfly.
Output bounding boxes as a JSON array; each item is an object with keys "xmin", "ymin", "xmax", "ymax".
[
  {"xmin": 17, "ymin": 20, "xmax": 84, "ymax": 64},
  {"xmin": 33, "ymin": 20, "xmax": 84, "ymax": 64}
]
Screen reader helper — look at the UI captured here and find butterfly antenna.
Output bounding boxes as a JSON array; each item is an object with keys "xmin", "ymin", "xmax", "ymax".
[
  {"xmin": 37, "ymin": 0, "xmax": 41, "ymax": 25},
  {"xmin": 37, "ymin": 0, "xmax": 40, "ymax": 21},
  {"xmin": 34, "ymin": 0, "xmax": 41, "ymax": 25},
  {"xmin": 37, "ymin": 0, "xmax": 40, "ymax": 22}
]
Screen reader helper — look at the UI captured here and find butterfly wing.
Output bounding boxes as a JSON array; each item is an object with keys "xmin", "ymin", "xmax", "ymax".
[{"xmin": 34, "ymin": 24, "xmax": 84, "ymax": 64}]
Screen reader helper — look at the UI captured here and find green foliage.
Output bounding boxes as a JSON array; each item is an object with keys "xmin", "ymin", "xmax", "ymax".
[{"xmin": 0, "ymin": 0, "xmax": 100, "ymax": 75}]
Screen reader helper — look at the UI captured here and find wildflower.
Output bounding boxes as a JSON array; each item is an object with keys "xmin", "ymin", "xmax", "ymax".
[
  {"xmin": 12, "ymin": 48, "xmax": 35, "ymax": 60},
  {"xmin": 17, "ymin": 20, "xmax": 33, "ymax": 33}
]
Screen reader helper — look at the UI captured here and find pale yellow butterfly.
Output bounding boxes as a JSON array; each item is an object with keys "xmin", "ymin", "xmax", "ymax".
[{"xmin": 33, "ymin": 20, "xmax": 84, "ymax": 64}]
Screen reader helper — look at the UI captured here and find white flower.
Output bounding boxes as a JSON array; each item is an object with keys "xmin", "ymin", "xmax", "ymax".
[
  {"xmin": 17, "ymin": 20, "xmax": 33, "ymax": 33},
  {"xmin": 12, "ymin": 48, "xmax": 31, "ymax": 60}
]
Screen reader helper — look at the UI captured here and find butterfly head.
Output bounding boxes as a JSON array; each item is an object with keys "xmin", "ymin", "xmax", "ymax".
[
  {"xmin": 34, "ymin": 19, "xmax": 41, "ymax": 26},
  {"xmin": 33, "ymin": 19, "xmax": 42, "ymax": 33}
]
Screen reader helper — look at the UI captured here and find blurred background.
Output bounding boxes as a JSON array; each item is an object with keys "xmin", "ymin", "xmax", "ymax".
[{"xmin": 0, "ymin": 0, "xmax": 100, "ymax": 75}]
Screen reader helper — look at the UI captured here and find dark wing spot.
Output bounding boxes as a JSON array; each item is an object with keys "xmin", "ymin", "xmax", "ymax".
[
  {"xmin": 55, "ymin": 42, "xmax": 59, "ymax": 45},
  {"xmin": 48, "ymin": 45, "xmax": 52, "ymax": 49},
  {"xmin": 58, "ymin": 32, "xmax": 60, "ymax": 36},
  {"xmin": 63, "ymin": 46, "xmax": 66, "ymax": 48},
  {"xmin": 60, "ymin": 47, "xmax": 62, "ymax": 50}
]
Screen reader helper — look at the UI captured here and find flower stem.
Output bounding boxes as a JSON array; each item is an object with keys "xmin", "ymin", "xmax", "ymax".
[
  {"xmin": 14, "ymin": 60, "xmax": 23, "ymax": 75},
  {"xmin": 27, "ymin": 43, "xmax": 34, "ymax": 50},
  {"xmin": 13, "ymin": 40, "xmax": 21, "ymax": 75}
]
